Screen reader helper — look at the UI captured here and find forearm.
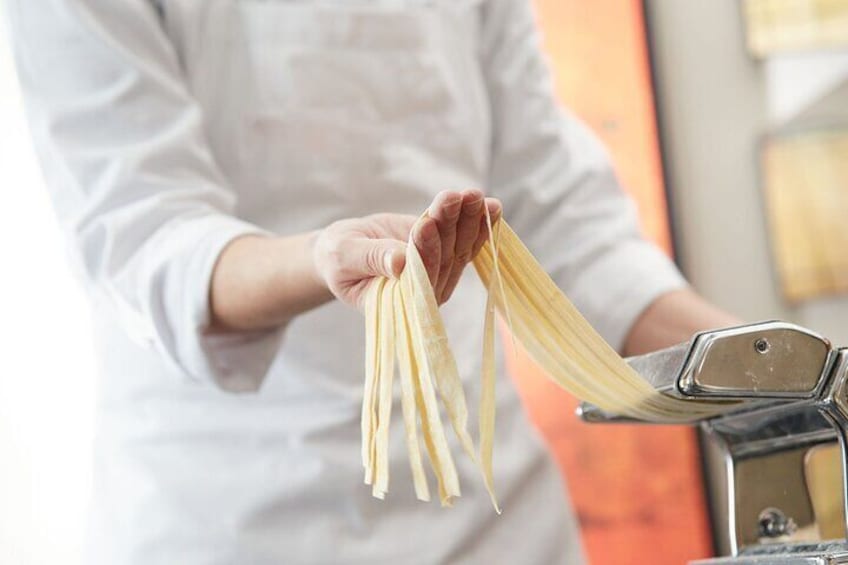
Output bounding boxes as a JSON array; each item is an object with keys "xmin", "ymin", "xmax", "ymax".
[
  {"xmin": 208, "ymin": 192, "xmax": 500, "ymax": 333},
  {"xmin": 622, "ymin": 288, "xmax": 742, "ymax": 356},
  {"xmin": 209, "ymin": 232, "xmax": 333, "ymax": 332}
]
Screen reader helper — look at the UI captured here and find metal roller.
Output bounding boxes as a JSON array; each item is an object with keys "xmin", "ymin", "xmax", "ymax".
[{"xmin": 579, "ymin": 321, "xmax": 848, "ymax": 564}]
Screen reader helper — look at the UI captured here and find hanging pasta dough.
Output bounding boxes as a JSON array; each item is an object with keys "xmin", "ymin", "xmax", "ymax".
[{"xmin": 362, "ymin": 210, "xmax": 732, "ymax": 510}]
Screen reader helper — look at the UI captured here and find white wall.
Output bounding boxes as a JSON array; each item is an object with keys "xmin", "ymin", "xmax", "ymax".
[
  {"xmin": 0, "ymin": 14, "xmax": 95, "ymax": 565},
  {"xmin": 647, "ymin": 0, "xmax": 848, "ymax": 345}
]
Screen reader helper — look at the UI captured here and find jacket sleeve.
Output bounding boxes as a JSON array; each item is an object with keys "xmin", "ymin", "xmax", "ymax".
[
  {"xmin": 6, "ymin": 0, "xmax": 281, "ymax": 391},
  {"xmin": 480, "ymin": 0, "xmax": 687, "ymax": 351}
]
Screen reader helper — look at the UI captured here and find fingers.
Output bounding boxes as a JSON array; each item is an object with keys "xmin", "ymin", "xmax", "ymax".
[
  {"xmin": 428, "ymin": 190, "xmax": 464, "ymax": 298},
  {"xmin": 316, "ymin": 196, "xmax": 501, "ymax": 310},
  {"xmin": 485, "ymin": 197, "xmax": 502, "ymax": 226},
  {"xmin": 367, "ymin": 213, "xmax": 418, "ymax": 241},
  {"xmin": 346, "ymin": 237, "xmax": 408, "ymax": 280},
  {"xmin": 356, "ymin": 193, "xmax": 500, "ymax": 303},
  {"xmin": 439, "ymin": 194, "xmax": 502, "ymax": 304},
  {"xmin": 469, "ymin": 197, "xmax": 502, "ymax": 262},
  {"xmin": 411, "ymin": 216, "xmax": 441, "ymax": 288},
  {"xmin": 437, "ymin": 190, "xmax": 483, "ymax": 300}
]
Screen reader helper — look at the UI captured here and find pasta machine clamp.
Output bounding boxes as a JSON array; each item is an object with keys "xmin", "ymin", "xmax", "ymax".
[{"xmin": 579, "ymin": 321, "xmax": 848, "ymax": 564}]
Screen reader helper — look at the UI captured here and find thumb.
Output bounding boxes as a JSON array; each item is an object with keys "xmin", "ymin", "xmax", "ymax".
[{"xmin": 359, "ymin": 239, "xmax": 407, "ymax": 279}]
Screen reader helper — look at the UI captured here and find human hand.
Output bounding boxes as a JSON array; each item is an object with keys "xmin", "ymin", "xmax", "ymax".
[{"xmin": 312, "ymin": 190, "xmax": 501, "ymax": 309}]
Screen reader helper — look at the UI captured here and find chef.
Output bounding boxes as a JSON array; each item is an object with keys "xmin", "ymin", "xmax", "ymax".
[{"xmin": 6, "ymin": 0, "xmax": 736, "ymax": 563}]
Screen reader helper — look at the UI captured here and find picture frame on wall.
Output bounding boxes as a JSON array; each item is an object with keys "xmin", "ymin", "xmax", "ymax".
[
  {"xmin": 744, "ymin": 0, "xmax": 848, "ymax": 57},
  {"xmin": 760, "ymin": 128, "xmax": 848, "ymax": 302}
]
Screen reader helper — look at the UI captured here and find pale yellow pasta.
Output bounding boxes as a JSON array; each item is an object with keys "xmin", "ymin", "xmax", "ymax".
[
  {"xmin": 401, "ymin": 242, "xmax": 461, "ymax": 506},
  {"xmin": 360, "ymin": 212, "xmax": 733, "ymax": 511},
  {"xmin": 473, "ymin": 221, "xmax": 732, "ymax": 421},
  {"xmin": 393, "ymin": 282, "xmax": 431, "ymax": 502},
  {"xmin": 361, "ymin": 277, "xmax": 384, "ymax": 486},
  {"xmin": 372, "ymin": 279, "xmax": 397, "ymax": 499},
  {"xmin": 404, "ymin": 226, "xmax": 477, "ymax": 464},
  {"xmin": 479, "ymin": 234, "xmax": 501, "ymax": 513}
]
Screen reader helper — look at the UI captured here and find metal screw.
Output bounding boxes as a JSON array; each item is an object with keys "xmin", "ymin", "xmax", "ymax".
[
  {"xmin": 754, "ymin": 338, "xmax": 770, "ymax": 354},
  {"xmin": 758, "ymin": 507, "xmax": 796, "ymax": 538}
]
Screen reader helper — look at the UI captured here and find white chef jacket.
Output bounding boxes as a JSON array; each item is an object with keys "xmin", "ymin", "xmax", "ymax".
[{"xmin": 7, "ymin": 0, "xmax": 686, "ymax": 563}]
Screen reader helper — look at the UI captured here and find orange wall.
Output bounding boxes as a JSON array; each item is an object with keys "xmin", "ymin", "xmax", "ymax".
[
  {"xmin": 536, "ymin": 0, "xmax": 671, "ymax": 251},
  {"xmin": 506, "ymin": 1, "xmax": 715, "ymax": 564}
]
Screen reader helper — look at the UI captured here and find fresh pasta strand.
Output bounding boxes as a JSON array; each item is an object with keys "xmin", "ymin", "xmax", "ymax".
[{"xmin": 360, "ymin": 212, "xmax": 734, "ymax": 510}]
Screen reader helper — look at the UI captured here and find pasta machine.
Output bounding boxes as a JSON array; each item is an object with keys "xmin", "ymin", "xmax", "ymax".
[{"xmin": 579, "ymin": 321, "xmax": 848, "ymax": 564}]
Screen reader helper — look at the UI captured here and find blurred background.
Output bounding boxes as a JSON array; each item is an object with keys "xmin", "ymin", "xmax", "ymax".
[
  {"xmin": 0, "ymin": 7, "xmax": 97, "ymax": 565},
  {"xmin": 516, "ymin": 1, "xmax": 848, "ymax": 563},
  {"xmin": 1, "ymin": 0, "xmax": 847, "ymax": 564}
]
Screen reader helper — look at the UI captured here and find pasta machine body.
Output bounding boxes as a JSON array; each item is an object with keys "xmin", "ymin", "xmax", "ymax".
[{"xmin": 579, "ymin": 321, "xmax": 848, "ymax": 564}]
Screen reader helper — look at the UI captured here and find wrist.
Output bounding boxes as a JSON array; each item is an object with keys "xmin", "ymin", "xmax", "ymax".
[{"xmin": 304, "ymin": 229, "xmax": 330, "ymax": 294}]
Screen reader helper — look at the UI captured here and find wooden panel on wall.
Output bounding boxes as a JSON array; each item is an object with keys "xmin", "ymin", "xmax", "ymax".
[
  {"xmin": 505, "ymin": 1, "xmax": 715, "ymax": 563},
  {"xmin": 762, "ymin": 129, "xmax": 848, "ymax": 302}
]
